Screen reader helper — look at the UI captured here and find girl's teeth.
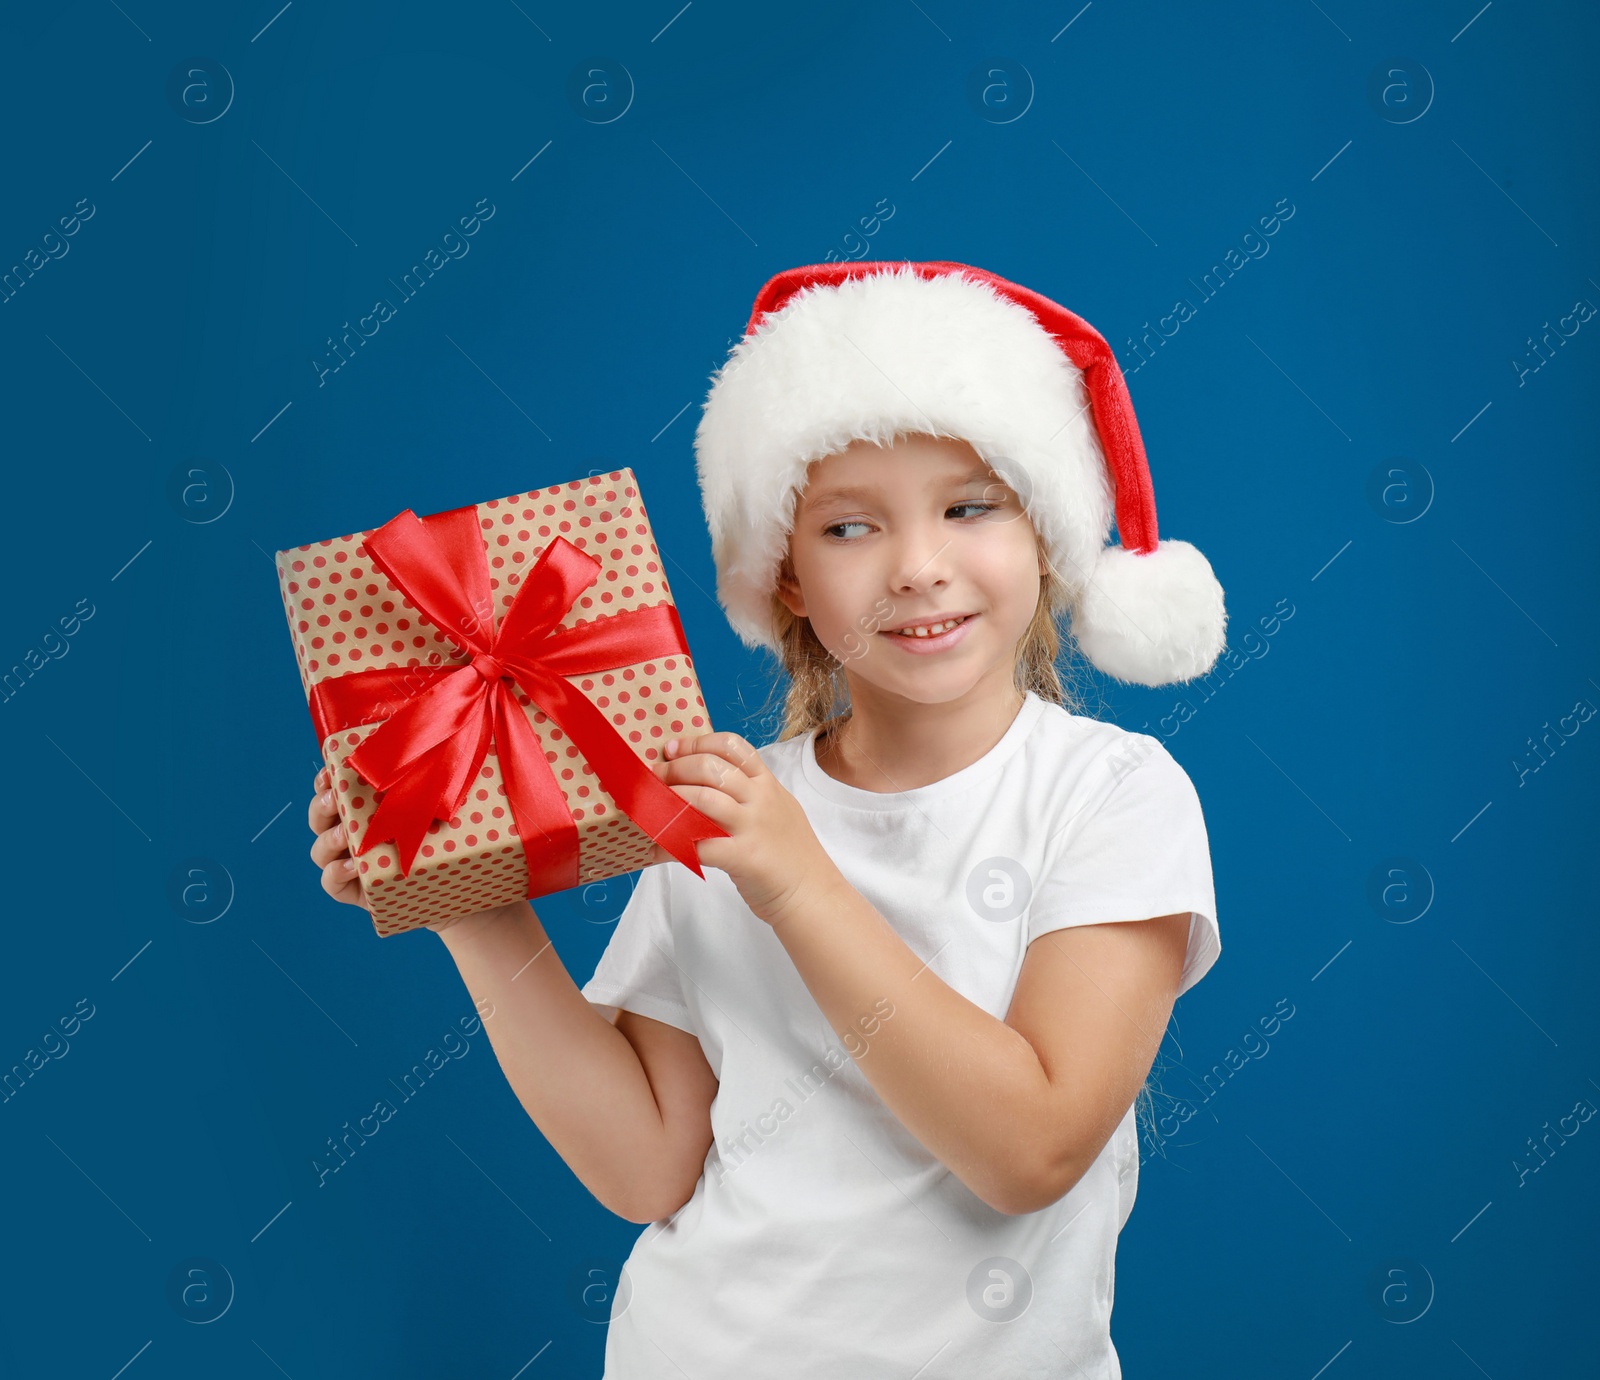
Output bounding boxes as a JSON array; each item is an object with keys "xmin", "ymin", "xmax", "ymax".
[{"xmin": 894, "ymin": 617, "xmax": 964, "ymax": 637}]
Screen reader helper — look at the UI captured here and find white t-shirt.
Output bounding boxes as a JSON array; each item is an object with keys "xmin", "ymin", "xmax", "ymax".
[{"xmin": 579, "ymin": 689, "xmax": 1219, "ymax": 1379}]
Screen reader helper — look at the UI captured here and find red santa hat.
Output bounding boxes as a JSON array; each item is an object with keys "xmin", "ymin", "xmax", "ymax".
[{"xmin": 692, "ymin": 260, "xmax": 1227, "ymax": 687}]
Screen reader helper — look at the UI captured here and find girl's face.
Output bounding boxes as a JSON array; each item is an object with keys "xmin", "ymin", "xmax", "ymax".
[{"xmin": 776, "ymin": 433, "xmax": 1046, "ymax": 707}]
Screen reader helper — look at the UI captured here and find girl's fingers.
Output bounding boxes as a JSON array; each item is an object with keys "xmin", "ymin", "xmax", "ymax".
[
  {"xmin": 666, "ymin": 732, "xmax": 765, "ymax": 779},
  {"xmin": 319, "ymin": 857, "xmax": 347, "ymax": 896},
  {"xmin": 308, "ymin": 782, "xmax": 339, "ymax": 833},
  {"xmin": 662, "ymin": 780, "xmax": 735, "ymax": 826},
  {"xmin": 321, "ymin": 858, "xmax": 369, "ymax": 910},
  {"xmin": 309, "ymin": 820, "xmax": 349, "ymax": 868},
  {"xmin": 307, "ymin": 767, "xmax": 367, "ymax": 910},
  {"xmin": 659, "ymin": 751, "xmax": 753, "ymax": 801}
]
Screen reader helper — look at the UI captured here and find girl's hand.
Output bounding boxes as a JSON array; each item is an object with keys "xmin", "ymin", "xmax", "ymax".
[
  {"xmin": 307, "ymin": 766, "xmax": 502, "ymax": 936},
  {"xmin": 308, "ymin": 766, "xmax": 370, "ymax": 911},
  {"xmin": 642, "ymin": 733, "xmax": 837, "ymax": 925}
]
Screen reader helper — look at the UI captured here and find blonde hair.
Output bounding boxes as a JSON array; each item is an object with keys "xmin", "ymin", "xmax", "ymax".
[{"xmin": 759, "ymin": 531, "xmax": 1087, "ymax": 745}]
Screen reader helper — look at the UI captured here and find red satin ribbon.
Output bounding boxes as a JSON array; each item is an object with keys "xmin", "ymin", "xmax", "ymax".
[{"xmin": 306, "ymin": 503, "xmax": 727, "ymax": 895}]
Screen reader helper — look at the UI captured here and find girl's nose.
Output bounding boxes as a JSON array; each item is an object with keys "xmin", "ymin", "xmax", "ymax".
[{"xmin": 888, "ymin": 529, "xmax": 952, "ymax": 594}]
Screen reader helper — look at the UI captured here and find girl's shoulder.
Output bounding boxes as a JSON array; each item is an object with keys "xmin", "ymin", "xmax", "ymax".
[
  {"xmin": 1026, "ymin": 696, "xmax": 1165, "ymax": 758},
  {"xmin": 1023, "ymin": 699, "xmax": 1194, "ymax": 801}
]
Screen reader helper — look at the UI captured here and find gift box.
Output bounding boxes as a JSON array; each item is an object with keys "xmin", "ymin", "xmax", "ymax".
[{"xmin": 274, "ymin": 468, "xmax": 728, "ymax": 936}]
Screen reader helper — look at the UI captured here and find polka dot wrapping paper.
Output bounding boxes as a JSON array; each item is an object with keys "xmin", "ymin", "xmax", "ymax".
[{"xmin": 273, "ymin": 469, "xmax": 721, "ymax": 937}]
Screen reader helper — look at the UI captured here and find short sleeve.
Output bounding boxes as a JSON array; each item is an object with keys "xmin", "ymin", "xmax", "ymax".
[
  {"xmin": 1028, "ymin": 736, "xmax": 1220, "ymax": 998},
  {"xmin": 578, "ymin": 863, "xmax": 699, "ymax": 1034}
]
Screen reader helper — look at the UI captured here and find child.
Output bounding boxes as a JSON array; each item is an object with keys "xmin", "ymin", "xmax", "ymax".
[{"xmin": 308, "ymin": 261, "xmax": 1228, "ymax": 1377}]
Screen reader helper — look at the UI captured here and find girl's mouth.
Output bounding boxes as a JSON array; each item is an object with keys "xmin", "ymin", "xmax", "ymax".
[{"xmin": 878, "ymin": 613, "xmax": 977, "ymax": 654}]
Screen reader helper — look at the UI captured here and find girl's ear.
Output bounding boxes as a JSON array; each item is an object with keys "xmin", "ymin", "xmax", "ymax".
[
  {"xmin": 774, "ymin": 580, "xmax": 807, "ymax": 619},
  {"xmin": 774, "ymin": 562, "xmax": 807, "ymax": 619}
]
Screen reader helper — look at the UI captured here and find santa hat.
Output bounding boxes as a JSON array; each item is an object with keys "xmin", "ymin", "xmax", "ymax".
[{"xmin": 692, "ymin": 260, "xmax": 1227, "ymax": 687}]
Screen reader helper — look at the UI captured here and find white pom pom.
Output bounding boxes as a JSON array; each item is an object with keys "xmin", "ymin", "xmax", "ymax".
[{"xmin": 1070, "ymin": 539, "xmax": 1228, "ymax": 687}]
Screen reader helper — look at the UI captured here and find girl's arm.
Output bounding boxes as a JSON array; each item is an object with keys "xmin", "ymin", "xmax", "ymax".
[
  {"xmin": 434, "ymin": 902, "xmax": 718, "ymax": 1224},
  {"xmin": 650, "ymin": 733, "xmax": 1191, "ymax": 1218},
  {"xmin": 767, "ymin": 883, "xmax": 1190, "ymax": 1215},
  {"xmin": 307, "ymin": 768, "xmax": 715, "ymax": 1224}
]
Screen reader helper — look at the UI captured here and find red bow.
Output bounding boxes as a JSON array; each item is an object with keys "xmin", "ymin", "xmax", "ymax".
[{"xmin": 306, "ymin": 504, "xmax": 727, "ymax": 897}]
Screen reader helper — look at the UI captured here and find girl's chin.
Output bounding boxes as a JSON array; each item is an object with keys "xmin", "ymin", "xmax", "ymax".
[
  {"xmin": 849, "ymin": 675, "xmax": 993, "ymax": 710},
  {"xmin": 833, "ymin": 653, "xmax": 1001, "ymax": 704}
]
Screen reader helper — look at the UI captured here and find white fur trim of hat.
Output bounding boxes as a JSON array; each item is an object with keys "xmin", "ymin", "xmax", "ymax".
[{"xmin": 692, "ymin": 260, "xmax": 1228, "ymax": 687}]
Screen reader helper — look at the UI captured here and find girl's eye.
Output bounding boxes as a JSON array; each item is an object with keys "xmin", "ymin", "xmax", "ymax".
[
  {"xmin": 823, "ymin": 520, "xmax": 873, "ymax": 540},
  {"xmin": 822, "ymin": 503, "xmax": 1001, "ymax": 540}
]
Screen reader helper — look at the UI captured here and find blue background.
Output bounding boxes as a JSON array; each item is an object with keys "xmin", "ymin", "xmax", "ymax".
[{"xmin": 1, "ymin": 1, "xmax": 1595, "ymax": 1376}]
